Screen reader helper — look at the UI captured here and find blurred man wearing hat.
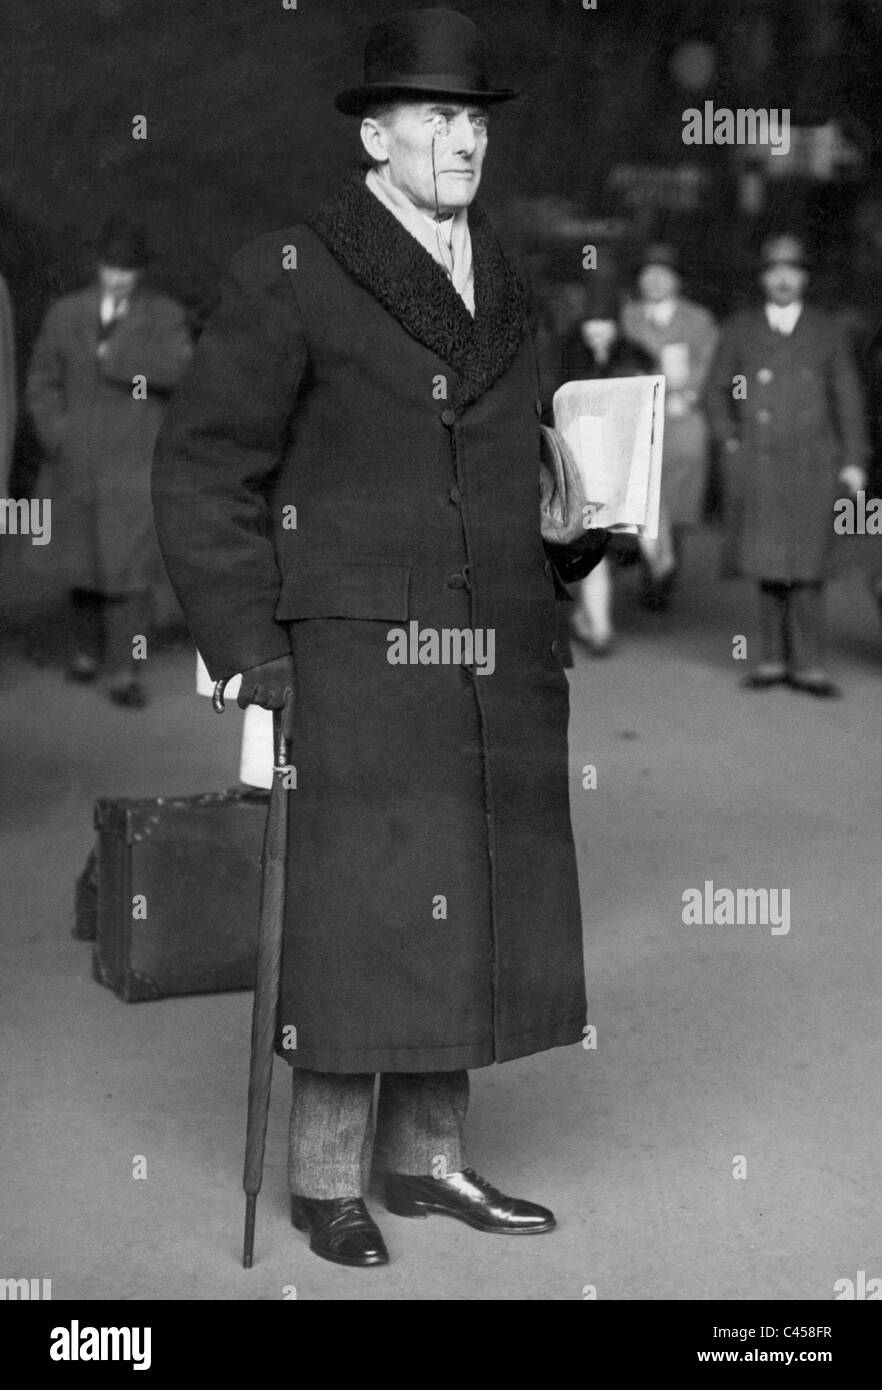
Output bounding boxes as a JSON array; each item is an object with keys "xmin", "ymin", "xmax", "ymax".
[
  {"xmin": 27, "ymin": 216, "xmax": 193, "ymax": 706},
  {"xmin": 153, "ymin": 8, "xmax": 607, "ymax": 1268},
  {"xmin": 623, "ymin": 243, "xmax": 719, "ymax": 610},
  {"xmin": 707, "ymin": 233, "xmax": 868, "ymax": 697}
]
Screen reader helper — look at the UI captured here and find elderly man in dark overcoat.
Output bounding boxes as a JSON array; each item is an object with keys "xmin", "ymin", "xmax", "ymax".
[
  {"xmin": 152, "ymin": 7, "xmax": 606, "ymax": 1268},
  {"xmin": 707, "ymin": 234, "xmax": 868, "ymax": 698}
]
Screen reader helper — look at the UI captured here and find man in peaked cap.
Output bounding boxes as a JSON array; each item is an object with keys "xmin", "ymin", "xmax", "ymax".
[
  {"xmin": 153, "ymin": 8, "xmax": 607, "ymax": 1268},
  {"xmin": 708, "ymin": 233, "xmax": 868, "ymax": 697}
]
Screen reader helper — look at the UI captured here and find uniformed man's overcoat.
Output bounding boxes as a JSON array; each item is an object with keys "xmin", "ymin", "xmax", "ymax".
[
  {"xmin": 152, "ymin": 172, "xmax": 605, "ymax": 1074},
  {"xmin": 707, "ymin": 305, "xmax": 869, "ymax": 582}
]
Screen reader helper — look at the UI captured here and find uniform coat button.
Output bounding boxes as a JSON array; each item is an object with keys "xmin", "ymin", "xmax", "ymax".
[
  {"xmin": 441, "ymin": 408, "xmax": 457, "ymax": 427},
  {"xmin": 550, "ymin": 638, "xmax": 559, "ymax": 658},
  {"xmin": 534, "ymin": 400, "xmax": 543, "ymax": 418},
  {"xmin": 756, "ymin": 408, "xmax": 772, "ymax": 424},
  {"xmin": 449, "ymin": 485, "xmax": 462, "ymax": 505},
  {"xmin": 446, "ymin": 572, "xmax": 467, "ymax": 589},
  {"xmin": 543, "ymin": 559, "xmax": 553, "ymax": 577},
  {"xmin": 757, "ymin": 367, "xmax": 773, "ymax": 385}
]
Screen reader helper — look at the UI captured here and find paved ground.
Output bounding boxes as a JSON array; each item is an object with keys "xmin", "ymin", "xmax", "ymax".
[{"xmin": 1, "ymin": 530, "xmax": 880, "ymax": 1301}]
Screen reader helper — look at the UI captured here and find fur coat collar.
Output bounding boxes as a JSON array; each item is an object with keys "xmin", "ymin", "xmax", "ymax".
[{"xmin": 305, "ymin": 170, "xmax": 527, "ymax": 408}]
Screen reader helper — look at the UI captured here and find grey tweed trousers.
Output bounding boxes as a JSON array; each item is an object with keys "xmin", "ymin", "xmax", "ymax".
[{"xmin": 288, "ymin": 1069, "xmax": 469, "ymax": 1199}]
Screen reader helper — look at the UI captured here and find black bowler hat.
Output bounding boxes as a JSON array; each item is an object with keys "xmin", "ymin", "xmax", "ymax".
[
  {"xmin": 94, "ymin": 215, "xmax": 152, "ymax": 270},
  {"xmin": 760, "ymin": 233, "xmax": 809, "ymax": 270},
  {"xmin": 638, "ymin": 242, "xmax": 681, "ymax": 275},
  {"xmin": 335, "ymin": 7, "xmax": 519, "ymax": 116}
]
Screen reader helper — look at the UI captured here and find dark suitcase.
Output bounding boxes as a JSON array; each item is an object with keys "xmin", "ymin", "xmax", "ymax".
[{"xmin": 91, "ymin": 788, "xmax": 268, "ymax": 1001}]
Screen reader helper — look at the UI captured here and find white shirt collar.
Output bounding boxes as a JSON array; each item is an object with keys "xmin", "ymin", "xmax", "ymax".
[
  {"xmin": 645, "ymin": 297, "xmax": 677, "ymax": 328},
  {"xmin": 99, "ymin": 291, "xmax": 129, "ymax": 326},
  {"xmin": 765, "ymin": 301, "xmax": 803, "ymax": 334},
  {"xmin": 365, "ymin": 168, "xmax": 475, "ymax": 316}
]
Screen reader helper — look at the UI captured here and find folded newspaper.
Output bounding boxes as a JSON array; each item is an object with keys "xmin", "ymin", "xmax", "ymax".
[{"xmin": 552, "ymin": 375, "xmax": 665, "ymax": 538}]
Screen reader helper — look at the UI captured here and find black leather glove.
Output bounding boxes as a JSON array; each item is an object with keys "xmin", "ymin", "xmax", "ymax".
[
  {"xmin": 544, "ymin": 527, "xmax": 610, "ymax": 585},
  {"xmin": 237, "ymin": 654, "xmax": 296, "ymax": 738}
]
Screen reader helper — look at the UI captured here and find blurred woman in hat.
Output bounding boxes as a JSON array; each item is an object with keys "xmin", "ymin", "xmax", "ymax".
[
  {"xmin": 623, "ymin": 242, "xmax": 718, "ymax": 609},
  {"xmin": 27, "ymin": 216, "xmax": 193, "ymax": 706},
  {"xmin": 549, "ymin": 265, "xmax": 654, "ymax": 655}
]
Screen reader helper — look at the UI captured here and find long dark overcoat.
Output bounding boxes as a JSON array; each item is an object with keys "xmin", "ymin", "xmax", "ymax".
[
  {"xmin": 152, "ymin": 172, "xmax": 606, "ymax": 1074},
  {"xmin": 706, "ymin": 305, "xmax": 868, "ymax": 582},
  {"xmin": 27, "ymin": 286, "xmax": 192, "ymax": 592}
]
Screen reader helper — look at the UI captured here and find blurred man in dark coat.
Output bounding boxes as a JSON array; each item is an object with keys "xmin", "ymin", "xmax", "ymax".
[
  {"xmin": 707, "ymin": 234, "xmax": 868, "ymax": 697},
  {"xmin": 27, "ymin": 217, "xmax": 192, "ymax": 706},
  {"xmin": 153, "ymin": 8, "xmax": 607, "ymax": 1268}
]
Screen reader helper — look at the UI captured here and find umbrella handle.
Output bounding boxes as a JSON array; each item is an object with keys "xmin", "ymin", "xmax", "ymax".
[{"xmin": 213, "ymin": 682, "xmax": 293, "ymax": 768}]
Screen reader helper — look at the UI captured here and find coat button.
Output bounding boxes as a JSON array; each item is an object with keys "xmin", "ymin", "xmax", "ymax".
[
  {"xmin": 447, "ymin": 571, "xmax": 467, "ymax": 589},
  {"xmin": 543, "ymin": 559, "xmax": 553, "ymax": 577},
  {"xmin": 757, "ymin": 367, "xmax": 773, "ymax": 384},
  {"xmin": 534, "ymin": 400, "xmax": 543, "ymax": 418},
  {"xmin": 441, "ymin": 408, "xmax": 457, "ymax": 427},
  {"xmin": 756, "ymin": 408, "xmax": 771, "ymax": 424},
  {"xmin": 449, "ymin": 485, "xmax": 462, "ymax": 505},
  {"xmin": 550, "ymin": 638, "xmax": 560, "ymax": 658}
]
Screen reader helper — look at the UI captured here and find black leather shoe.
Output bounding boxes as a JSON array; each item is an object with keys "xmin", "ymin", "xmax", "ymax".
[
  {"xmin": 741, "ymin": 664, "xmax": 787, "ymax": 689},
  {"xmin": 107, "ymin": 680, "xmax": 147, "ymax": 709},
  {"xmin": 788, "ymin": 673, "xmax": 842, "ymax": 699},
  {"xmin": 289, "ymin": 1194, "xmax": 389, "ymax": 1267},
  {"xmin": 574, "ymin": 633, "xmax": 615, "ymax": 658},
  {"xmin": 639, "ymin": 567, "xmax": 677, "ymax": 611},
  {"xmin": 66, "ymin": 656, "xmax": 98, "ymax": 683},
  {"xmin": 384, "ymin": 1168, "xmax": 555, "ymax": 1234}
]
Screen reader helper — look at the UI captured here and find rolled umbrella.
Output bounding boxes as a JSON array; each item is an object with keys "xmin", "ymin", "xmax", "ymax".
[{"xmin": 213, "ymin": 679, "xmax": 292, "ymax": 1268}]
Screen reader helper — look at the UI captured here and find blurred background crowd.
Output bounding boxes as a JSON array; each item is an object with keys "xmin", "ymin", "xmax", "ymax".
[{"xmin": 3, "ymin": 0, "xmax": 882, "ymax": 703}]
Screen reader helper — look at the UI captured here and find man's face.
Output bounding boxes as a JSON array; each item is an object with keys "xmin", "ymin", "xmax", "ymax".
[
  {"xmin": 761, "ymin": 261, "xmax": 808, "ymax": 306},
  {"xmin": 362, "ymin": 101, "xmax": 489, "ymax": 217},
  {"xmin": 638, "ymin": 264, "xmax": 680, "ymax": 303},
  {"xmin": 98, "ymin": 264, "xmax": 140, "ymax": 298}
]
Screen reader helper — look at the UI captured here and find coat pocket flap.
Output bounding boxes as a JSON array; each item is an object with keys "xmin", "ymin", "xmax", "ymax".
[{"xmin": 275, "ymin": 562, "xmax": 411, "ymax": 621}]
